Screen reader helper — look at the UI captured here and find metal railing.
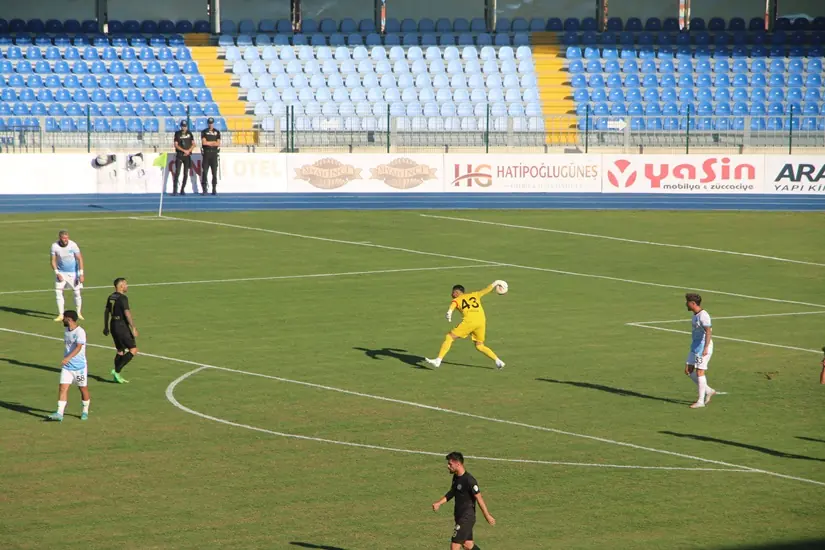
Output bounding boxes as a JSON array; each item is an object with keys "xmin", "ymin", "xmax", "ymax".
[{"xmin": 3, "ymin": 112, "xmax": 824, "ymax": 154}]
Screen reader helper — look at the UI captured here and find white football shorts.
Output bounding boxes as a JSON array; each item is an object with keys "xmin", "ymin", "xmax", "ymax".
[
  {"xmin": 686, "ymin": 350, "xmax": 713, "ymax": 370},
  {"xmin": 55, "ymin": 272, "xmax": 82, "ymax": 290},
  {"xmin": 60, "ymin": 367, "xmax": 88, "ymax": 387}
]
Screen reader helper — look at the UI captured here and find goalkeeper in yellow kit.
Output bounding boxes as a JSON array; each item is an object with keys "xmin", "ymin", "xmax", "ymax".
[{"xmin": 425, "ymin": 281, "xmax": 507, "ymax": 370}]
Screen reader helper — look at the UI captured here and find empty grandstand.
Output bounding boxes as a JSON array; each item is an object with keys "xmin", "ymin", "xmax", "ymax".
[{"xmin": 0, "ymin": 1, "xmax": 823, "ymax": 151}]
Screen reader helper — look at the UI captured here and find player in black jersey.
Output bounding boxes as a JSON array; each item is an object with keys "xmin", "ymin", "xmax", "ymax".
[
  {"xmin": 172, "ymin": 120, "xmax": 195, "ymax": 195},
  {"xmin": 103, "ymin": 278, "xmax": 139, "ymax": 384},
  {"xmin": 432, "ymin": 452, "xmax": 495, "ymax": 550}
]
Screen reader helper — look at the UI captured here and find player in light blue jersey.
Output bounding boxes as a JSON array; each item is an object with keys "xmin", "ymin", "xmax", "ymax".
[
  {"xmin": 47, "ymin": 310, "xmax": 91, "ymax": 421},
  {"xmin": 50, "ymin": 230, "xmax": 85, "ymax": 322},
  {"xmin": 684, "ymin": 293, "xmax": 718, "ymax": 409}
]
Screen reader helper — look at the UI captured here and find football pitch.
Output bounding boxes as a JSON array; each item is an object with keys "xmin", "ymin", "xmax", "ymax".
[{"xmin": 1, "ymin": 209, "xmax": 824, "ymax": 550}]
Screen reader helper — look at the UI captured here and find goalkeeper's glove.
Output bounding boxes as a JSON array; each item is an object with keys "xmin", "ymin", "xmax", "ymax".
[
  {"xmin": 492, "ymin": 280, "xmax": 505, "ymax": 288},
  {"xmin": 445, "ymin": 310, "xmax": 453, "ymax": 322}
]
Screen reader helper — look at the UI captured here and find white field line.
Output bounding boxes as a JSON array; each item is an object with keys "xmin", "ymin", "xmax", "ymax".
[
  {"xmin": 0, "ymin": 215, "xmax": 156, "ymax": 225},
  {"xmin": 2, "ymin": 327, "xmax": 823, "ymax": 487},
  {"xmin": 166, "ymin": 366, "xmax": 752, "ymax": 473},
  {"xmin": 0, "ymin": 264, "xmax": 496, "ymax": 297},
  {"xmin": 162, "ymin": 216, "xmax": 825, "ymax": 309},
  {"xmin": 630, "ymin": 311, "xmax": 825, "ymax": 325},
  {"xmin": 626, "ymin": 323, "xmax": 823, "ymax": 355},
  {"xmin": 420, "ymin": 214, "xmax": 825, "ymax": 268}
]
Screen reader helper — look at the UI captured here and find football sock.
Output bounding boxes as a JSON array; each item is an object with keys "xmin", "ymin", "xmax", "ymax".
[
  {"xmin": 73, "ymin": 289, "xmax": 82, "ymax": 314},
  {"xmin": 116, "ymin": 351, "xmax": 134, "ymax": 373},
  {"xmin": 697, "ymin": 375, "xmax": 708, "ymax": 403},
  {"xmin": 475, "ymin": 344, "xmax": 499, "ymax": 362},
  {"xmin": 82, "ymin": 400, "xmax": 90, "ymax": 414},
  {"xmin": 55, "ymin": 290, "xmax": 65, "ymax": 314},
  {"xmin": 57, "ymin": 400, "xmax": 67, "ymax": 415},
  {"xmin": 689, "ymin": 371, "xmax": 699, "ymax": 385},
  {"xmin": 438, "ymin": 336, "xmax": 453, "ymax": 359},
  {"xmin": 114, "ymin": 354, "xmax": 123, "ymax": 370}
]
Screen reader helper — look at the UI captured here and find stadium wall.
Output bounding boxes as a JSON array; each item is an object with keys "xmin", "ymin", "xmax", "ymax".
[
  {"xmin": 5, "ymin": 0, "xmax": 823, "ymax": 25},
  {"xmin": 0, "ymin": 154, "xmax": 823, "ymax": 213}
]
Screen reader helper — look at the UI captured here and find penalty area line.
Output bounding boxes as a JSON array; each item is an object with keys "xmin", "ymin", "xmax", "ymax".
[
  {"xmin": 2, "ymin": 326, "xmax": 823, "ymax": 487},
  {"xmin": 161, "ymin": 216, "xmax": 825, "ymax": 310},
  {"xmin": 420, "ymin": 214, "xmax": 825, "ymax": 268},
  {"xmin": 630, "ymin": 311, "xmax": 825, "ymax": 325},
  {"xmin": 0, "ymin": 264, "xmax": 498, "ymax": 297},
  {"xmin": 626, "ymin": 323, "xmax": 822, "ymax": 355}
]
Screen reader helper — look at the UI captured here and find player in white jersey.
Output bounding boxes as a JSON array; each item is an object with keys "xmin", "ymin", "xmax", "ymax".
[
  {"xmin": 50, "ymin": 230, "xmax": 85, "ymax": 322},
  {"xmin": 684, "ymin": 293, "xmax": 718, "ymax": 409},
  {"xmin": 47, "ymin": 310, "xmax": 91, "ymax": 421}
]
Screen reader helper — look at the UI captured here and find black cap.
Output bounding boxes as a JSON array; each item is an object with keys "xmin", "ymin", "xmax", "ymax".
[
  {"xmin": 207, "ymin": 117, "xmax": 215, "ymax": 124},
  {"xmin": 180, "ymin": 120, "xmax": 188, "ymax": 126},
  {"xmin": 63, "ymin": 310, "xmax": 78, "ymax": 322}
]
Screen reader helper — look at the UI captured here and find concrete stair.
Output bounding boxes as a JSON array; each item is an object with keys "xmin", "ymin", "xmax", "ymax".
[
  {"xmin": 189, "ymin": 46, "xmax": 256, "ymax": 145},
  {"xmin": 530, "ymin": 33, "xmax": 578, "ymax": 144}
]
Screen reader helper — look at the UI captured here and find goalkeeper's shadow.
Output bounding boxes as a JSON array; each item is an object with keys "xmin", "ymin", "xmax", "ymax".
[{"xmin": 352, "ymin": 347, "xmax": 494, "ymax": 370}]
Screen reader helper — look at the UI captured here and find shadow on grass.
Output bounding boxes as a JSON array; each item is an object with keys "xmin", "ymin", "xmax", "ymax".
[
  {"xmin": 0, "ymin": 306, "xmax": 54, "ymax": 319},
  {"xmin": 290, "ymin": 543, "xmax": 348, "ymax": 550},
  {"xmin": 537, "ymin": 378, "xmax": 692, "ymax": 405},
  {"xmin": 796, "ymin": 436, "xmax": 825, "ymax": 445},
  {"xmin": 0, "ymin": 400, "xmax": 54, "ymax": 420},
  {"xmin": 0, "ymin": 357, "xmax": 114, "ymax": 384},
  {"xmin": 661, "ymin": 431, "xmax": 825, "ymax": 462},
  {"xmin": 353, "ymin": 347, "xmax": 493, "ymax": 370},
  {"xmin": 716, "ymin": 539, "xmax": 825, "ymax": 549}
]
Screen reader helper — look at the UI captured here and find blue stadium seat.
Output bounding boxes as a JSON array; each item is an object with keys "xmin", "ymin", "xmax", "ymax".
[
  {"xmin": 176, "ymin": 20, "xmax": 194, "ymax": 34},
  {"xmin": 606, "ymin": 17, "xmax": 622, "ymax": 31},
  {"xmin": 689, "ymin": 17, "xmax": 705, "ymax": 31},
  {"xmin": 139, "ymin": 20, "xmax": 158, "ymax": 34},
  {"xmin": 645, "ymin": 18, "xmax": 662, "ymax": 31},
  {"xmin": 622, "ymin": 18, "xmax": 640, "ymax": 32},
  {"xmin": 564, "ymin": 18, "xmax": 580, "ymax": 32},
  {"xmin": 547, "ymin": 18, "xmax": 563, "ymax": 31},
  {"xmin": 27, "ymin": 19, "xmax": 45, "ymax": 33},
  {"xmin": 194, "ymin": 20, "xmax": 210, "ymax": 33},
  {"xmin": 726, "ymin": 17, "xmax": 744, "ymax": 31}
]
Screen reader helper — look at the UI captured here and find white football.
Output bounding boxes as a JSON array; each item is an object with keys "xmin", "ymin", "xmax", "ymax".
[{"xmin": 495, "ymin": 281, "xmax": 508, "ymax": 295}]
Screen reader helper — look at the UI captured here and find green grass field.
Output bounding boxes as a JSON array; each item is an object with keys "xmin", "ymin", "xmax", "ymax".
[{"xmin": 1, "ymin": 210, "xmax": 824, "ymax": 550}]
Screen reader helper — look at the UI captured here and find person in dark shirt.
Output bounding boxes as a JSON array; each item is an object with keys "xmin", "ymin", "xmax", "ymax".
[
  {"xmin": 172, "ymin": 120, "xmax": 195, "ymax": 195},
  {"xmin": 820, "ymin": 348, "xmax": 825, "ymax": 384},
  {"xmin": 200, "ymin": 117, "xmax": 221, "ymax": 195},
  {"xmin": 103, "ymin": 278, "xmax": 139, "ymax": 384},
  {"xmin": 432, "ymin": 452, "xmax": 495, "ymax": 550}
]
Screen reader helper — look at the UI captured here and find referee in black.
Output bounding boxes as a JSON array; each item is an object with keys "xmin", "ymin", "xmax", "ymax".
[
  {"xmin": 432, "ymin": 452, "xmax": 496, "ymax": 550},
  {"xmin": 103, "ymin": 278, "xmax": 139, "ymax": 384},
  {"xmin": 172, "ymin": 120, "xmax": 195, "ymax": 195},
  {"xmin": 201, "ymin": 117, "xmax": 221, "ymax": 195}
]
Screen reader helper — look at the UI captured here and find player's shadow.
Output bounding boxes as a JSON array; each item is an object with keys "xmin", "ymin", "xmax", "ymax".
[
  {"xmin": 0, "ymin": 306, "xmax": 54, "ymax": 319},
  {"xmin": 796, "ymin": 436, "xmax": 825, "ymax": 445},
  {"xmin": 536, "ymin": 378, "xmax": 692, "ymax": 405},
  {"xmin": 353, "ymin": 347, "xmax": 493, "ymax": 370},
  {"xmin": 661, "ymin": 431, "xmax": 825, "ymax": 462},
  {"xmin": 0, "ymin": 400, "xmax": 53, "ymax": 420},
  {"xmin": 290, "ymin": 543, "xmax": 348, "ymax": 550},
  {"xmin": 0, "ymin": 357, "xmax": 114, "ymax": 384}
]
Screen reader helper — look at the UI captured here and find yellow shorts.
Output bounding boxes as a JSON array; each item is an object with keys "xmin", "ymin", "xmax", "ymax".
[{"xmin": 451, "ymin": 320, "xmax": 486, "ymax": 343}]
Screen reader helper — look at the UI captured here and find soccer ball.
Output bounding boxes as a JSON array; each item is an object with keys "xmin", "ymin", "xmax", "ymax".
[{"xmin": 495, "ymin": 281, "xmax": 508, "ymax": 295}]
